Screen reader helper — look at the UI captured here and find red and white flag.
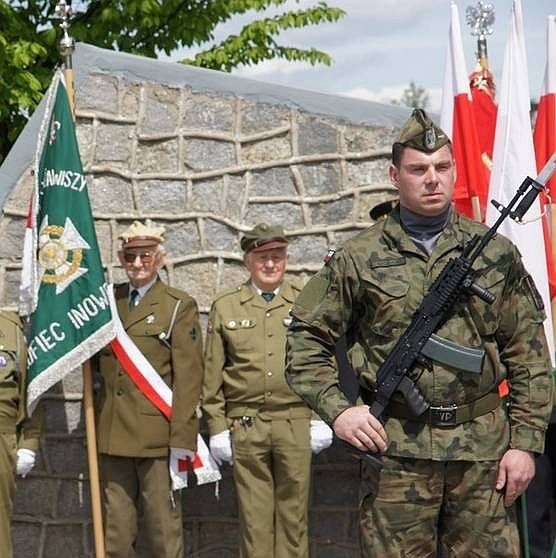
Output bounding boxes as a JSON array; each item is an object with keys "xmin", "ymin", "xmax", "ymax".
[
  {"xmin": 469, "ymin": 66, "xmax": 497, "ymax": 180},
  {"xmin": 440, "ymin": 1, "xmax": 488, "ymax": 222},
  {"xmin": 485, "ymin": 0, "xmax": 554, "ymax": 359},
  {"xmin": 533, "ymin": 15, "xmax": 556, "ymax": 300},
  {"xmin": 19, "ymin": 195, "xmax": 37, "ymax": 316}
]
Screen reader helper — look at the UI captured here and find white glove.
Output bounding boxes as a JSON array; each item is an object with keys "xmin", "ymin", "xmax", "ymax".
[
  {"xmin": 16, "ymin": 449, "xmax": 36, "ymax": 478},
  {"xmin": 209, "ymin": 430, "xmax": 233, "ymax": 465},
  {"xmin": 310, "ymin": 420, "xmax": 333, "ymax": 454},
  {"xmin": 169, "ymin": 447, "xmax": 195, "ymax": 491}
]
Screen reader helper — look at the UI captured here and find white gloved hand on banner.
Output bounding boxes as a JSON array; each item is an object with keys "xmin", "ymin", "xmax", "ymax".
[
  {"xmin": 209, "ymin": 430, "xmax": 233, "ymax": 465},
  {"xmin": 169, "ymin": 447, "xmax": 195, "ymax": 491},
  {"xmin": 16, "ymin": 448, "xmax": 37, "ymax": 478},
  {"xmin": 169, "ymin": 436, "xmax": 222, "ymax": 492},
  {"xmin": 310, "ymin": 420, "xmax": 333, "ymax": 454},
  {"xmin": 193, "ymin": 435, "xmax": 222, "ymax": 486}
]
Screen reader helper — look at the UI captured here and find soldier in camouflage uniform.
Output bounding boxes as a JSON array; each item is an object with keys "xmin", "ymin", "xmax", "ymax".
[{"xmin": 285, "ymin": 109, "xmax": 554, "ymax": 557}]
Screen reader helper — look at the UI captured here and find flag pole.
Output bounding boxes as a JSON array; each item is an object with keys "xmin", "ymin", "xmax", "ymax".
[
  {"xmin": 57, "ymin": 1, "xmax": 75, "ymax": 113},
  {"xmin": 55, "ymin": 3, "xmax": 106, "ymax": 556}
]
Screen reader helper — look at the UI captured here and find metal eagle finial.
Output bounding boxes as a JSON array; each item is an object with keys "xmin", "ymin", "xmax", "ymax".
[
  {"xmin": 465, "ymin": 1, "xmax": 496, "ymax": 69},
  {"xmin": 55, "ymin": 0, "xmax": 75, "ymax": 63}
]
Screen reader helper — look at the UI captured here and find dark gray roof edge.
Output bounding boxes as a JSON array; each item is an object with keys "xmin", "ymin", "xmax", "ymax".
[
  {"xmin": 0, "ymin": 93, "xmax": 48, "ymax": 210},
  {"xmin": 74, "ymin": 42, "xmax": 411, "ymax": 128},
  {"xmin": 1, "ymin": 42, "xmax": 412, "ymax": 210}
]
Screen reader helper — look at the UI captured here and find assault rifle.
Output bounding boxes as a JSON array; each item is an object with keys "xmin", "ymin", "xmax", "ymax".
[{"xmin": 353, "ymin": 154, "xmax": 556, "ymax": 471}]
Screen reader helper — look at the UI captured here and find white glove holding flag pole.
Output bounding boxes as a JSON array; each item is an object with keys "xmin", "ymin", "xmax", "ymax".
[
  {"xmin": 209, "ymin": 430, "xmax": 233, "ymax": 465},
  {"xmin": 16, "ymin": 448, "xmax": 36, "ymax": 478},
  {"xmin": 310, "ymin": 420, "xmax": 333, "ymax": 454}
]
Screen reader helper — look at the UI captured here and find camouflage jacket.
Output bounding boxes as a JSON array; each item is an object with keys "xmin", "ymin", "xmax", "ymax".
[{"xmin": 286, "ymin": 208, "xmax": 553, "ymax": 460}]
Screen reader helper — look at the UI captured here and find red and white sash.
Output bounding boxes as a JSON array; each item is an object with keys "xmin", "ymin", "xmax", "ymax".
[{"xmin": 107, "ymin": 287, "xmax": 220, "ymax": 487}]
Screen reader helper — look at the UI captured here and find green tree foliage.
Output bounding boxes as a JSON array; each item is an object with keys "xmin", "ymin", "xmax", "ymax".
[
  {"xmin": 0, "ymin": 0, "xmax": 344, "ymax": 163},
  {"xmin": 391, "ymin": 81, "xmax": 430, "ymax": 110}
]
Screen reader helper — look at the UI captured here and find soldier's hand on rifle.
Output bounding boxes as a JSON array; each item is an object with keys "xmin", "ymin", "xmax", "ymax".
[
  {"xmin": 495, "ymin": 448, "xmax": 535, "ymax": 507},
  {"xmin": 332, "ymin": 405, "xmax": 389, "ymax": 453}
]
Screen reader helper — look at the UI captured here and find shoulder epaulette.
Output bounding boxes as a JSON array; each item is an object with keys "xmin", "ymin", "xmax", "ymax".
[
  {"xmin": 285, "ymin": 279, "xmax": 303, "ymax": 293},
  {"xmin": 0, "ymin": 311, "xmax": 23, "ymax": 329},
  {"xmin": 212, "ymin": 285, "xmax": 243, "ymax": 304},
  {"xmin": 166, "ymin": 284, "xmax": 193, "ymax": 302},
  {"xmin": 114, "ymin": 282, "xmax": 127, "ymax": 292}
]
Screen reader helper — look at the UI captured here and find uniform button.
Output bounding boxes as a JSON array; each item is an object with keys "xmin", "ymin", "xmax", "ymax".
[
  {"xmin": 268, "ymin": 333, "xmax": 273, "ymax": 337},
  {"xmin": 268, "ymin": 351, "xmax": 273, "ymax": 356},
  {"xmin": 117, "ymin": 389, "xmax": 124, "ymax": 396},
  {"xmin": 267, "ymin": 372, "xmax": 272, "ymax": 376},
  {"xmin": 266, "ymin": 312, "xmax": 271, "ymax": 317},
  {"xmin": 266, "ymin": 391, "xmax": 272, "ymax": 396}
]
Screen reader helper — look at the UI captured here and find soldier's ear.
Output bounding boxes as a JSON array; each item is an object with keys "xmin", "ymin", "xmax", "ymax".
[
  {"xmin": 389, "ymin": 164, "xmax": 400, "ymax": 189},
  {"xmin": 156, "ymin": 251, "xmax": 167, "ymax": 269}
]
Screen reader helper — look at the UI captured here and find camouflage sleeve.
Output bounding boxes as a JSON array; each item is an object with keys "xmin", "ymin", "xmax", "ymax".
[
  {"xmin": 285, "ymin": 252, "xmax": 355, "ymax": 425},
  {"xmin": 497, "ymin": 249, "xmax": 553, "ymax": 453},
  {"xmin": 201, "ymin": 303, "xmax": 229, "ymax": 436}
]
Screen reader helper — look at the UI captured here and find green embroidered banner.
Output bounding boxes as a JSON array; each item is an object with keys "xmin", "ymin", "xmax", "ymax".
[{"xmin": 20, "ymin": 71, "xmax": 114, "ymax": 411}]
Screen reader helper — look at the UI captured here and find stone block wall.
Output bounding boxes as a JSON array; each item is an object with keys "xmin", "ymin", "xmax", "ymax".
[{"xmin": 0, "ymin": 55, "xmax": 404, "ymax": 557}]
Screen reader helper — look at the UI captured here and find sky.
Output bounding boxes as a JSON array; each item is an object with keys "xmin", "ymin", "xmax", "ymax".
[{"xmin": 167, "ymin": 0, "xmax": 554, "ymax": 114}]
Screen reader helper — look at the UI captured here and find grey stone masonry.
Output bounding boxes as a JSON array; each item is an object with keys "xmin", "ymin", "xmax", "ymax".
[{"xmin": 0, "ymin": 43, "xmax": 411, "ymax": 557}]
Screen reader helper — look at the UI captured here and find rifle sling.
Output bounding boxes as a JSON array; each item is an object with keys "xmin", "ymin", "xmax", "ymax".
[{"xmin": 361, "ymin": 388, "xmax": 502, "ymax": 427}]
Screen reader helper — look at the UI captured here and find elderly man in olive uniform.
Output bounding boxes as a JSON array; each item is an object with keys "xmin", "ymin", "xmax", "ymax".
[
  {"xmin": 95, "ymin": 221, "xmax": 204, "ymax": 558},
  {"xmin": 286, "ymin": 109, "xmax": 553, "ymax": 557},
  {"xmin": 0, "ymin": 311, "xmax": 42, "ymax": 558},
  {"xmin": 202, "ymin": 223, "xmax": 332, "ymax": 558}
]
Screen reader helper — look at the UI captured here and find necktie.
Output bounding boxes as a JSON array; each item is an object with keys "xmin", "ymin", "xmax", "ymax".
[
  {"xmin": 261, "ymin": 292, "xmax": 275, "ymax": 302},
  {"xmin": 129, "ymin": 289, "xmax": 139, "ymax": 309}
]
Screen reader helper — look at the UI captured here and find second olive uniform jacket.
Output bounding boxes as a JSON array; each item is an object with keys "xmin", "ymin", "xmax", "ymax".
[
  {"xmin": 0, "ymin": 311, "xmax": 42, "ymax": 558},
  {"xmin": 95, "ymin": 280, "xmax": 204, "ymax": 456},
  {"xmin": 203, "ymin": 280, "xmax": 311, "ymax": 435},
  {"xmin": 0, "ymin": 311, "xmax": 42, "ymax": 448},
  {"xmin": 286, "ymin": 208, "xmax": 553, "ymax": 461}
]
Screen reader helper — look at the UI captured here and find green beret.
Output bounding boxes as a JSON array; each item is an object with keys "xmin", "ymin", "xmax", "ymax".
[
  {"xmin": 395, "ymin": 108, "xmax": 450, "ymax": 153},
  {"xmin": 241, "ymin": 223, "xmax": 288, "ymax": 253}
]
